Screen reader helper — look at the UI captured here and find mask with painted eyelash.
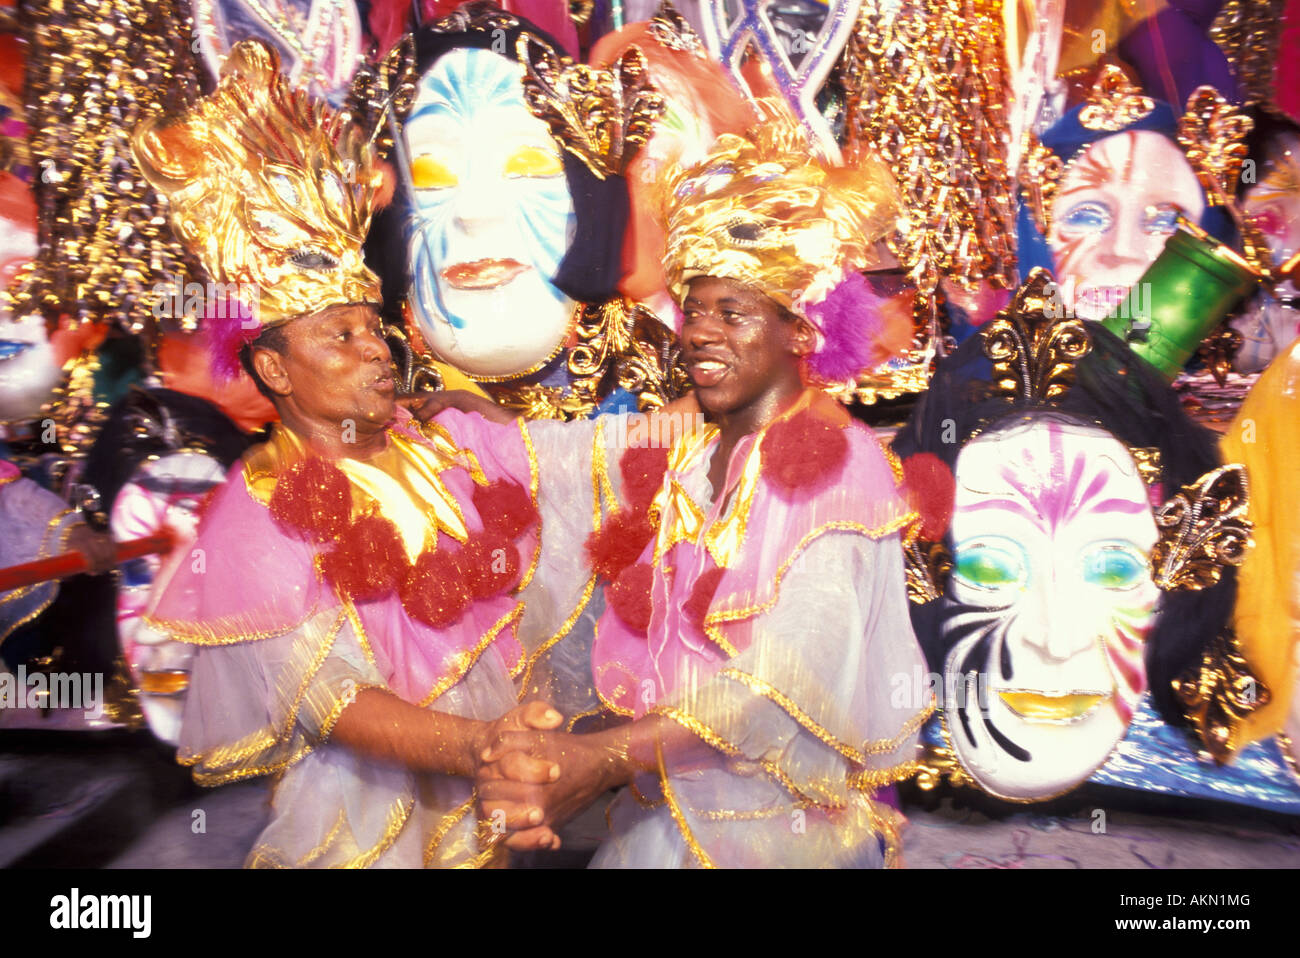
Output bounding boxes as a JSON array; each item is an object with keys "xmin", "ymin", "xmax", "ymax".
[
  {"xmin": 131, "ymin": 39, "xmax": 382, "ymax": 333},
  {"xmin": 939, "ymin": 416, "xmax": 1160, "ymax": 800}
]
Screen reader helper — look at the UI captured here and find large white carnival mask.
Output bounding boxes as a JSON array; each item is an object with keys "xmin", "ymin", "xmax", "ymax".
[
  {"xmin": 404, "ymin": 47, "xmax": 576, "ymax": 379},
  {"xmin": 943, "ymin": 414, "xmax": 1159, "ymax": 799},
  {"xmin": 0, "ymin": 209, "xmax": 60, "ymax": 424},
  {"xmin": 1048, "ymin": 130, "xmax": 1205, "ymax": 322}
]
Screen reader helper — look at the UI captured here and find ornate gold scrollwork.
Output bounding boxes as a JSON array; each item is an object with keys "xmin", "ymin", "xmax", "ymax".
[
  {"xmin": 1151, "ymin": 464, "xmax": 1253, "ymax": 591},
  {"xmin": 982, "ymin": 269, "xmax": 1091, "ymax": 405},
  {"xmin": 488, "ymin": 298, "xmax": 689, "ymax": 420},
  {"xmin": 1172, "ymin": 627, "xmax": 1271, "ymax": 763},
  {"xmin": 343, "ymin": 33, "xmax": 418, "ymax": 160},
  {"xmin": 518, "ymin": 35, "xmax": 665, "ymax": 179},
  {"xmin": 1019, "ymin": 133, "xmax": 1063, "ymax": 236},
  {"xmin": 646, "ymin": 1, "xmax": 706, "ymax": 57},
  {"xmin": 904, "ymin": 539, "xmax": 951, "ymax": 605},
  {"xmin": 383, "ymin": 323, "xmax": 444, "ymax": 395},
  {"xmin": 1078, "ymin": 65, "xmax": 1155, "ymax": 132},
  {"xmin": 1178, "ymin": 86, "xmax": 1253, "ymax": 207},
  {"xmin": 914, "ymin": 744, "xmax": 975, "ymax": 791}
]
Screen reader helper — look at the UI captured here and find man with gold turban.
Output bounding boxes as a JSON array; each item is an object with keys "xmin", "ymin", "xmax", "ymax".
[
  {"xmin": 427, "ymin": 111, "xmax": 931, "ymax": 867},
  {"xmin": 136, "ymin": 39, "xmax": 604, "ymax": 867}
]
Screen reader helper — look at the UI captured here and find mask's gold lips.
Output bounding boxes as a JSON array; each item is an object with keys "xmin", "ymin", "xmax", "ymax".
[{"xmin": 997, "ymin": 690, "xmax": 1109, "ymax": 723}]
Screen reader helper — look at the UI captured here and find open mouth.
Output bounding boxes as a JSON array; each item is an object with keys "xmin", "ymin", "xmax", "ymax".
[
  {"xmin": 997, "ymin": 689, "xmax": 1110, "ymax": 724},
  {"xmin": 441, "ymin": 258, "xmax": 531, "ymax": 291},
  {"xmin": 686, "ymin": 357, "xmax": 729, "ymax": 388}
]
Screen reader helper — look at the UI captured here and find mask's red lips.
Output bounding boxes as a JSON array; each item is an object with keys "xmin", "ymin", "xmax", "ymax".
[{"xmin": 441, "ymin": 258, "xmax": 531, "ymax": 291}]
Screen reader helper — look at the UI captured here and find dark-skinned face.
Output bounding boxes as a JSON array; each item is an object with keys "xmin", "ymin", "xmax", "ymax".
[
  {"xmin": 680, "ymin": 276, "xmax": 811, "ymax": 421},
  {"xmin": 252, "ymin": 304, "xmax": 395, "ymax": 443}
]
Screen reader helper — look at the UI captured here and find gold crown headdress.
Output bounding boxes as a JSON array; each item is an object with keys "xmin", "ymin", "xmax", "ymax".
[
  {"xmin": 660, "ymin": 104, "xmax": 899, "ymax": 317},
  {"xmin": 131, "ymin": 40, "xmax": 383, "ymax": 348}
]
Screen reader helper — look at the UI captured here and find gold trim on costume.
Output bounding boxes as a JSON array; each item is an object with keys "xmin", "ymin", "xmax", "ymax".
[
  {"xmin": 144, "ymin": 605, "xmax": 320, "ymax": 647},
  {"xmin": 424, "ymin": 795, "xmax": 476, "ymax": 868},
  {"xmin": 865, "ymin": 698, "xmax": 936, "ymax": 756},
  {"xmin": 336, "ymin": 796, "xmax": 415, "ymax": 868},
  {"xmin": 717, "ymin": 667, "xmax": 869, "ymax": 765},
  {"xmin": 702, "ymin": 515, "xmax": 916, "ymax": 652},
  {"xmin": 657, "ymin": 742, "xmax": 717, "ymax": 869},
  {"xmin": 297, "ymin": 810, "xmax": 348, "ymax": 867},
  {"xmin": 418, "ymin": 603, "xmax": 524, "ymax": 707},
  {"xmin": 515, "ymin": 418, "xmax": 543, "ymax": 593}
]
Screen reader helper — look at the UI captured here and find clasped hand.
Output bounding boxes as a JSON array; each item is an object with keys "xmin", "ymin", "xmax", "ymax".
[{"xmin": 473, "ymin": 701, "xmax": 622, "ymax": 852}]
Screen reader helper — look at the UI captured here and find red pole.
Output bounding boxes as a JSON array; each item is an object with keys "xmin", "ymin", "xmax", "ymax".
[{"xmin": 0, "ymin": 531, "xmax": 175, "ymax": 592}]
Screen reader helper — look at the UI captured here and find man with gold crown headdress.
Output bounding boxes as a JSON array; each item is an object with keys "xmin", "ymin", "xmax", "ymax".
[
  {"xmin": 135, "ymin": 38, "xmax": 625, "ymax": 867},
  {"xmin": 424, "ymin": 107, "xmax": 930, "ymax": 867}
]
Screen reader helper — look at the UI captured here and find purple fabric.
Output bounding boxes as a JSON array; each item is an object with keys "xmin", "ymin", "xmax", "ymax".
[{"xmin": 1119, "ymin": 4, "xmax": 1242, "ymax": 108}]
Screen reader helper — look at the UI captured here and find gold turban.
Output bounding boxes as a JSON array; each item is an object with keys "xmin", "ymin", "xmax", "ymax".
[
  {"xmin": 131, "ymin": 40, "xmax": 382, "ymax": 332},
  {"xmin": 660, "ymin": 106, "xmax": 900, "ymax": 316}
]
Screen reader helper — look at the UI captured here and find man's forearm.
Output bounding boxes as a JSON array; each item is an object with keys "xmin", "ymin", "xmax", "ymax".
[
  {"xmin": 590, "ymin": 713, "xmax": 707, "ymax": 789},
  {"xmin": 329, "ymin": 687, "xmax": 485, "ymax": 778}
]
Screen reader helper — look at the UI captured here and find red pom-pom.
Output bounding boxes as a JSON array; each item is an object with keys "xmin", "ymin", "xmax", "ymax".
[
  {"xmin": 473, "ymin": 480, "xmax": 539, "ymax": 540},
  {"xmin": 269, "ymin": 457, "xmax": 352, "ymax": 543},
  {"xmin": 682, "ymin": 565, "xmax": 725, "ymax": 629},
  {"xmin": 901, "ymin": 453, "xmax": 955, "ymax": 541},
  {"xmin": 619, "ymin": 444, "xmax": 670, "ymax": 508},
  {"xmin": 608, "ymin": 563, "xmax": 654, "ymax": 633},
  {"xmin": 322, "ymin": 514, "xmax": 409, "ymax": 601},
  {"xmin": 401, "ymin": 547, "xmax": 472, "ymax": 629},
  {"xmin": 761, "ymin": 410, "xmax": 849, "ymax": 497},
  {"xmin": 460, "ymin": 531, "xmax": 521, "ymax": 600},
  {"xmin": 585, "ymin": 508, "xmax": 655, "ymax": 582}
]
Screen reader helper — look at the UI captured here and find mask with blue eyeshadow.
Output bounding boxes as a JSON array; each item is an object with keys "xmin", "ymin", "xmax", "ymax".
[{"xmin": 403, "ymin": 47, "xmax": 577, "ymax": 379}]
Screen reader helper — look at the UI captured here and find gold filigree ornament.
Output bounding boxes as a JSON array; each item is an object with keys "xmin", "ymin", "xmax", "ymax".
[
  {"xmin": 1150, "ymin": 464, "xmax": 1253, "ymax": 591},
  {"xmin": 913, "ymin": 744, "xmax": 976, "ymax": 792},
  {"xmin": 646, "ymin": 1, "xmax": 706, "ymax": 58},
  {"xmin": 342, "ymin": 34, "xmax": 418, "ymax": 166},
  {"xmin": 1178, "ymin": 86, "xmax": 1254, "ymax": 207},
  {"xmin": 1078, "ymin": 65, "xmax": 1156, "ymax": 132},
  {"xmin": 518, "ymin": 35, "xmax": 665, "ymax": 179},
  {"xmin": 1172, "ymin": 627, "xmax": 1271, "ymax": 762},
  {"xmin": 903, "ymin": 539, "xmax": 952, "ymax": 605},
  {"xmin": 1129, "ymin": 446, "xmax": 1164, "ymax": 488},
  {"xmin": 487, "ymin": 298, "xmax": 689, "ymax": 420},
  {"xmin": 1020, "ymin": 133, "xmax": 1065, "ymax": 236},
  {"xmin": 981, "ymin": 268, "xmax": 1092, "ymax": 405}
]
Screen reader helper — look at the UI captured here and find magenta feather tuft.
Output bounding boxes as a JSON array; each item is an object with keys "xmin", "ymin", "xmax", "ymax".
[{"xmin": 804, "ymin": 272, "xmax": 888, "ymax": 382}]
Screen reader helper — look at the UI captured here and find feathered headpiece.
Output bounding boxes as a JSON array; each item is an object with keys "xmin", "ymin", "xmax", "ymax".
[
  {"xmin": 131, "ymin": 40, "xmax": 383, "ymax": 379},
  {"xmin": 660, "ymin": 105, "xmax": 903, "ymax": 381}
]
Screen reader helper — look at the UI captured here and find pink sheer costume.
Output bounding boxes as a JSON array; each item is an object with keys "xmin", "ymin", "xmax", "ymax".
[
  {"xmin": 143, "ymin": 407, "xmax": 593, "ymax": 867},
  {"xmin": 525, "ymin": 389, "xmax": 931, "ymax": 867}
]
